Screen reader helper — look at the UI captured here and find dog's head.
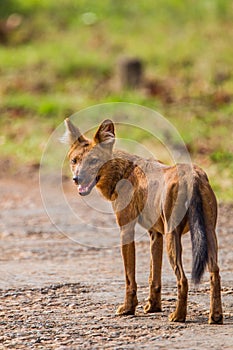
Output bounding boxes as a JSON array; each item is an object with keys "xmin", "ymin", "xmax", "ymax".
[{"xmin": 63, "ymin": 118, "xmax": 115, "ymax": 196}]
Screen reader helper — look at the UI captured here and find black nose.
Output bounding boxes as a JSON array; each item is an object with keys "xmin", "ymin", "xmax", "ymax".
[
  {"xmin": 73, "ymin": 175, "xmax": 84, "ymax": 185},
  {"xmin": 73, "ymin": 175, "xmax": 79, "ymax": 185}
]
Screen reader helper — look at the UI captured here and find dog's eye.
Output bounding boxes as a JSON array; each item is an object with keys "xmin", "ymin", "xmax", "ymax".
[{"xmin": 71, "ymin": 158, "xmax": 77, "ymax": 164}]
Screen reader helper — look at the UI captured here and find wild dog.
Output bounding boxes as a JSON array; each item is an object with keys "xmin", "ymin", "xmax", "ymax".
[{"xmin": 63, "ymin": 118, "xmax": 223, "ymax": 324}]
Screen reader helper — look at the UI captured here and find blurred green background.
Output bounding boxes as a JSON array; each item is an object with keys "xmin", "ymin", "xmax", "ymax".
[{"xmin": 0, "ymin": 0, "xmax": 232, "ymax": 200}]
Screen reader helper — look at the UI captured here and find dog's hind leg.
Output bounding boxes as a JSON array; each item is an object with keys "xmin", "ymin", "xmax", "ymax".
[
  {"xmin": 207, "ymin": 230, "xmax": 223, "ymax": 324},
  {"xmin": 116, "ymin": 223, "xmax": 138, "ymax": 316},
  {"xmin": 166, "ymin": 229, "xmax": 188, "ymax": 322},
  {"xmin": 144, "ymin": 230, "xmax": 163, "ymax": 313},
  {"xmin": 200, "ymin": 184, "xmax": 223, "ymax": 324}
]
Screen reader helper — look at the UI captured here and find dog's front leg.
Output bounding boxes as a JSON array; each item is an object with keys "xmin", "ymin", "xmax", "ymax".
[
  {"xmin": 144, "ymin": 230, "xmax": 163, "ymax": 313},
  {"xmin": 116, "ymin": 225, "xmax": 138, "ymax": 316}
]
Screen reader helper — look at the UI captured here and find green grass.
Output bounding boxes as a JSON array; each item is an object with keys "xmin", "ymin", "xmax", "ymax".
[{"xmin": 0, "ymin": 0, "xmax": 232, "ymax": 201}]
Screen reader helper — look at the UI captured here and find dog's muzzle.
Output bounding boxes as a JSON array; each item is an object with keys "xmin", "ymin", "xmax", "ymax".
[{"xmin": 72, "ymin": 175, "xmax": 100, "ymax": 196}]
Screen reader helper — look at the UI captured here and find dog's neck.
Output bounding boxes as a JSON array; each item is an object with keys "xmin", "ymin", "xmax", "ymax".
[{"xmin": 96, "ymin": 150, "xmax": 137, "ymax": 201}]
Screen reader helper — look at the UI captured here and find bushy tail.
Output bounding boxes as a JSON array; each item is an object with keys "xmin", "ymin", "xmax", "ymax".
[{"xmin": 188, "ymin": 182, "xmax": 208, "ymax": 284}]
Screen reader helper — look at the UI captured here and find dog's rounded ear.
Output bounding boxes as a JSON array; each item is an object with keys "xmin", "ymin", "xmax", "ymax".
[
  {"xmin": 60, "ymin": 118, "xmax": 88, "ymax": 145},
  {"xmin": 94, "ymin": 119, "xmax": 115, "ymax": 148}
]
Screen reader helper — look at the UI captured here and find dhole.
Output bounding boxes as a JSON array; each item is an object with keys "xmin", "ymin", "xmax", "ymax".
[{"xmin": 63, "ymin": 118, "xmax": 223, "ymax": 324}]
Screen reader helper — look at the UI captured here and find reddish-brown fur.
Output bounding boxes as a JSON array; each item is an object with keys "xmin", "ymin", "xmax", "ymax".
[{"xmin": 64, "ymin": 118, "xmax": 223, "ymax": 324}]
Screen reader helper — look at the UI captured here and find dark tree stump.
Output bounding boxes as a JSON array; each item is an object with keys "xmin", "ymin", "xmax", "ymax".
[{"xmin": 117, "ymin": 57, "xmax": 144, "ymax": 89}]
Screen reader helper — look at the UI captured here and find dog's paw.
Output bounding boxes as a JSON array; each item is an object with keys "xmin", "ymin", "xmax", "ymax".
[
  {"xmin": 169, "ymin": 311, "xmax": 186, "ymax": 323},
  {"xmin": 144, "ymin": 301, "xmax": 162, "ymax": 313},
  {"xmin": 116, "ymin": 304, "xmax": 135, "ymax": 316}
]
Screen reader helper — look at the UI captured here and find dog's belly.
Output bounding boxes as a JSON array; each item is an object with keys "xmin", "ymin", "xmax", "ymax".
[{"xmin": 138, "ymin": 210, "xmax": 164, "ymax": 233}]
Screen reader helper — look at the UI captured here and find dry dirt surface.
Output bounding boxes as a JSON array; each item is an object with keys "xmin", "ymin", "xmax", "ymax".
[{"xmin": 0, "ymin": 171, "xmax": 232, "ymax": 349}]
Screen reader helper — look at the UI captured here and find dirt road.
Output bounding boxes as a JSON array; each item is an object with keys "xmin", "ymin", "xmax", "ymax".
[{"xmin": 0, "ymin": 171, "xmax": 232, "ymax": 349}]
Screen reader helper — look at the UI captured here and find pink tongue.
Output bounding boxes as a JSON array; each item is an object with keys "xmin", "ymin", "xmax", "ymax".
[{"xmin": 78, "ymin": 184, "xmax": 89, "ymax": 193}]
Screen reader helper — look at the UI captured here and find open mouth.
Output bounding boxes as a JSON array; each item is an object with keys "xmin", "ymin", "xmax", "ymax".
[{"xmin": 77, "ymin": 176, "xmax": 100, "ymax": 196}]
